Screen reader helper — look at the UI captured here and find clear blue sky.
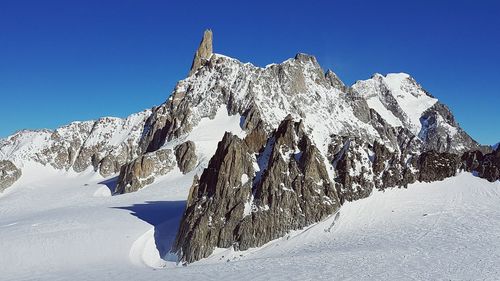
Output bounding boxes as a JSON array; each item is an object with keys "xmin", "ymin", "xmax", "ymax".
[{"xmin": 1, "ymin": 0, "xmax": 499, "ymax": 144}]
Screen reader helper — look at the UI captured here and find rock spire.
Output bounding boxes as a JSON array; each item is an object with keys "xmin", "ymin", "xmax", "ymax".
[{"xmin": 189, "ymin": 29, "xmax": 213, "ymax": 76}]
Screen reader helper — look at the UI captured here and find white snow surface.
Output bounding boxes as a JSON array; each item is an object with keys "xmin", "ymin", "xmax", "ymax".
[
  {"xmin": 1, "ymin": 166, "xmax": 499, "ymax": 280},
  {"xmin": 365, "ymin": 96, "xmax": 403, "ymax": 127}
]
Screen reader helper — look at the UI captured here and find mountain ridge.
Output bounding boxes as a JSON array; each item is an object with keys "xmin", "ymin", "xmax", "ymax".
[{"xmin": 0, "ymin": 30, "xmax": 498, "ymax": 264}]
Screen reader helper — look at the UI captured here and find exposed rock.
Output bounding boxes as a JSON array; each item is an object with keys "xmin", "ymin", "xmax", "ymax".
[
  {"xmin": 419, "ymin": 102, "xmax": 481, "ymax": 154},
  {"xmin": 461, "ymin": 147, "xmax": 500, "ymax": 182},
  {"xmin": 241, "ymin": 104, "xmax": 268, "ymax": 153},
  {"xmin": 418, "ymin": 151, "xmax": 460, "ymax": 182},
  {"xmin": 115, "ymin": 149, "xmax": 176, "ymax": 194},
  {"xmin": 0, "ymin": 111, "xmax": 150, "ymax": 178},
  {"xmin": 329, "ymin": 137, "xmax": 374, "ymax": 203},
  {"xmin": 0, "ymin": 160, "xmax": 21, "ymax": 192},
  {"xmin": 326, "ymin": 133, "xmax": 419, "ymax": 204},
  {"xmin": 325, "ymin": 69, "xmax": 347, "ymax": 92},
  {"xmin": 189, "ymin": 29, "xmax": 213, "ymax": 76},
  {"xmin": 175, "ymin": 141, "xmax": 197, "ymax": 174},
  {"xmin": 173, "ymin": 116, "xmax": 340, "ymax": 263},
  {"xmin": 173, "ymin": 132, "xmax": 254, "ymax": 263}
]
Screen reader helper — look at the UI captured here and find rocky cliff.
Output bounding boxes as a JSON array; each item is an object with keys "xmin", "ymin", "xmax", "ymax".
[
  {"xmin": 461, "ymin": 146, "xmax": 500, "ymax": 182},
  {"xmin": 173, "ymin": 116, "xmax": 341, "ymax": 263}
]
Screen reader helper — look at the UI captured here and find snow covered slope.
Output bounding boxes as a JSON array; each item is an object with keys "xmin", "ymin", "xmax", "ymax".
[{"xmin": 0, "ymin": 170, "xmax": 498, "ymax": 280}]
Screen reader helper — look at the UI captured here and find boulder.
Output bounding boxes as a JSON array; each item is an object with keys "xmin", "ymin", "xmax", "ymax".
[
  {"xmin": 115, "ymin": 149, "xmax": 176, "ymax": 194},
  {"xmin": 0, "ymin": 160, "xmax": 22, "ymax": 192},
  {"xmin": 175, "ymin": 141, "xmax": 197, "ymax": 174}
]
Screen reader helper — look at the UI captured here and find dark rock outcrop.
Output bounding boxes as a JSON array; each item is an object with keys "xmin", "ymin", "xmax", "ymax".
[
  {"xmin": 418, "ymin": 151, "xmax": 460, "ymax": 182},
  {"xmin": 175, "ymin": 141, "xmax": 197, "ymax": 174},
  {"xmin": 0, "ymin": 160, "xmax": 22, "ymax": 191},
  {"xmin": 419, "ymin": 102, "xmax": 482, "ymax": 154},
  {"xmin": 115, "ymin": 149, "xmax": 176, "ymax": 194},
  {"xmin": 328, "ymin": 137, "xmax": 375, "ymax": 203},
  {"xmin": 461, "ymin": 147, "xmax": 500, "ymax": 182},
  {"xmin": 173, "ymin": 116, "xmax": 340, "ymax": 263},
  {"xmin": 325, "ymin": 69, "xmax": 347, "ymax": 92}
]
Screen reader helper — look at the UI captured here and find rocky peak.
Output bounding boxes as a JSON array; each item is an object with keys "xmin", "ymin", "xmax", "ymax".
[
  {"xmin": 173, "ymin": 116, "xmax": 340, "ymax": 263},
  {"xmin": 325, "ymin": 69, "xmax": 347, "ymax": 91},
  {"xmin": 189, "ymin": 29, "xmax": 213, "ymax": 76},
  {"xmin": 294, "ymin": 53, "xmax": 318, "ymax": 64}
]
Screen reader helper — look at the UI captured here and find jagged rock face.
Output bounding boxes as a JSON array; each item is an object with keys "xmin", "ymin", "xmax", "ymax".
[
  {"xmin": 189, "ymin": 29, "xmax": 213, "ymax": 76},
  {"xmin": 0, "ymin": 160, "xmax": 21, "ymax": 191},
  {"xmin": 419, "ymin": 102, "xmax": 481, "ymax": 154},
  {"xmin": 328, "ymin": 137, "xmax": 375, "ymax": 202},
  {"xmin": 173, "ymin": 132, "xmax": 255, "ymax": 263},
  {"xmin": 327, "ymin": 134, "xmax": 419, "ymax": 204},
  {"xmin": 417, "ymin": 151, "xmax": 460, "ymax": 182},
  {"xmin": 352, "ymin": 73, "xmax": 480, "ymax": 154},
  {"xmin": 138, "ymin": 51, "xmax": 385, "ymax": 159},
  {"xmin": 115, "ymin": 149, "xmax": 176, "ymax": 194},
  {"xmin": 0, "ymin": 111, "xmax": 150, "ymax": 178},
  {"xmin": 173, "ymin": 117, "xmax": 340, "ymax": 263},
  {"xmin": 461, "ymin": 148, "xmax": 500, "ymax": 182},
  {"xmin": 238, "ymin": 117, "xmax": 340, "ymax": 249},
  {"xmin": 138, "ymin": 48, "xmax": 480, "ymax": 191},
  {"xmin": 241, "ymin": 103, "xmax": 268, "ymax": 153},
  {"xmin": 175, "ymin": 141, "xmax": 197, "ymax": 174},
  {"xmin": 325, "ymin": 69, "xmax": 348, "ymax": 92}
]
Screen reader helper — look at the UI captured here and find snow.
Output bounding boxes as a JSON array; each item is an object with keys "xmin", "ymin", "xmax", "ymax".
[
  {"xmin": 352, "ymin": 73, "xmax": 438, "ymax": 136},
  {"xmin": 175, "ymin": 53, "xmax": 382, "ymax": 162},
  {"xmin": 0, "ymin": 110, "xmax": 151, "ymax": 167},
  {"xmin": 1, "ymin": 164, "xmax": 499, "ymax": 280},
  {"xmin": 243, "ymin": 195, "xmax": 254, "ymax": 217},
  {"xmin": 383, "ymin": 73, "xmax": 438, "ymax": 134},
  {"xmin": 493, "ymin": 142, "xmax": 499, "ymax": 150},
  {"xmin": 365, "ymin": 96, "xmax": 403, "ymax": 127},
  {"xmin": 159, "ymin": 105, "xmax": 246, "ymax": 172},
  {"xmin": 240, "ymin": 173, "xmax": 249, "ymax": 185}
]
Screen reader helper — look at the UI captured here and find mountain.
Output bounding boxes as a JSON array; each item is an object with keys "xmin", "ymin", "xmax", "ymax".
[
  {"xmin": 0, "ymin": 110, "xmax": 149, "ymax": 183},
  {"xmin": 0, "ymin": 30, "xmax": 498, "ymax": 265}
]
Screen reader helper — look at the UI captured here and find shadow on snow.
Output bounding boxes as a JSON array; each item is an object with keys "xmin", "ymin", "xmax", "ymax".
[
  {"xmin": 98, "ymin": 176, "xmax": 118, "ymax": 194},
  {"xmin": 112, "ymin": 200, "xmax": 186, "ymax": 261}
]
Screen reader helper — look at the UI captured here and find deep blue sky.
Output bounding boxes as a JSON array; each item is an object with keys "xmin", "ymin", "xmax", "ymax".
[{"xmin": 1, "ymin": 0, "xmax": 499, "ymax": 144}]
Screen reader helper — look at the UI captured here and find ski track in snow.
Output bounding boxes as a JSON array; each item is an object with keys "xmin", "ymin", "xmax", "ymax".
[{"xmin": 0, "ymin": 169, "xmax": 499, "ymax": 281}]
